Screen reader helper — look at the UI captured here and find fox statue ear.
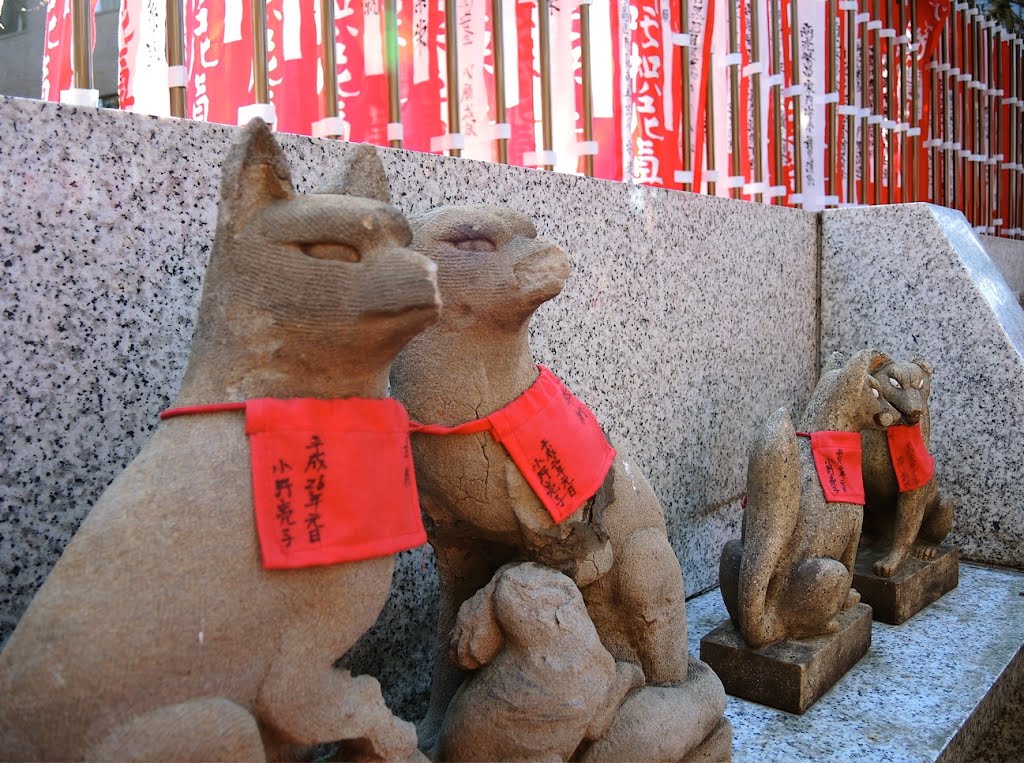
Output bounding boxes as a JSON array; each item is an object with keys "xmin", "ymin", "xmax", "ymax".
[
  {"xmin": 316, "ymin": 144, "xmax": 392, "ymax": 203},
  {"xmin": 910, "ymin": 355, "xmax": 933, "ymax": 377},
  {"xmin": 867, "ymin": 350, "xmax": 892, "ymax": 374},
  {"xmin": 821, "ymin": 351, "xmax": 845, "ymax": 374},
  {"xmin": 218, "ymin": 118, "xmax": 295, "ymax": 232}
]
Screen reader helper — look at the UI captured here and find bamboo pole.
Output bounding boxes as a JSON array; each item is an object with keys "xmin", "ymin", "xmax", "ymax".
[
  {"xmin": 444, "ymin": 0, "xmax": 461, "ymax": 157},
  {"xmin": 251, "ymin": 0, "xmax": 269, "ymax": 105},
  {"xmin": 385, "ymin": 0, "xmax": 401, "ymax": 148},
  {"xmin": 931, "ymin": 25, "xmax": 944, "ymax": 204},
  {"xmin": 843, "ymin": 0, "xmax": 855, "ymax": 203},
  {"xmin": 971, "ymin": 5, "xmax": 981, "ymax": 227},
  {"xmin": 770, "ymin": 0, "xmax": 784, "ymax": 203},
  {"xmin": 727, "ymin": 0, "xmax": 742, "ymax": 199},
  {"xmin": 490, "ymin": 0, "xmax": 508, "ymax": 164},
  {"xmin": 750, "ymin": 0, "xmax": 764, "ymax": 201},
  {"xmin": 950, "ymin": 7, "xmax": 960, "ymax": 211},
  {"xmin": 872, "ymin": 0, "xmax": 882, "ymax": 204},
  {"xmin": 580, "ymin": 1, "xmax": 594, "ymax": 176},
  {"xmin": 860, "ymin": 0, "xmax": 870, "ymax": 204},
  {"xmin": 71, "ymin": 0, "xmax": 93, "ymax": 90},
  {"xmin": 166, "ymin": 0, "xmax": 186, "ymax": 117},
  {"xmin": 826, "ymin": 0, "xmax": 837, "ymax": 204},
  {"xmin": 707, "ymin": 59, "xmax": 718, "ymax": 197},
  {"xmin": 537, "ymin": 0, "xmax": 553, "ymax": 170},
  {"xmin": 790, "ymin": 0, "xmax": 803, "ymax": 203},
  {"xmin": 885, "ymin": 0, "xmax": 896, "ymax": 201},
  {"xmin": 909, "ymin": 0, "xmax": 918, "ymax": 202},
  {"xmin": 896, "ymin": 0, "xmax": 908, "ymax": 201}
]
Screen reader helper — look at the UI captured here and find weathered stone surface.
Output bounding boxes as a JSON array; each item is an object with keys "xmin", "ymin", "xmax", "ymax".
[
  {"xmin": 853, "ymin": 545, "xmax": 959, "ymax": 624},
  {"xmin": 0, "ymin": 121, "xmax": 438, "ymax": 761},
  {"xmin": 700, "ymin": 603, "xmax": 872, "ymax": 714}
]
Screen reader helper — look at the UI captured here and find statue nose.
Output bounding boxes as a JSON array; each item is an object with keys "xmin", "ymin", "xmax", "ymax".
[{"xmin": 905, "ymin": 410, "xmax": 922, "ymax": 425}]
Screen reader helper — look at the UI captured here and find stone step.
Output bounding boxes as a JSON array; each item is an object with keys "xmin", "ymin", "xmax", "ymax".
[{"xmin": 687, "ymin": 562, "xmax": 1024, "ymax": 762}]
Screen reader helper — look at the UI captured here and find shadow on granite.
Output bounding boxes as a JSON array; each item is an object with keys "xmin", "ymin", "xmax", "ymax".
[
  {"xmin": 688, "ymin": 563, "xmax": 1024, "ymax": 762},
  {"xmin": 822, "ymin": 205, "xmax": 1024, "ymax": 571},
  {"xmin": 981, "ymin": 234, "xmax": 1024, "ymax": 296}
]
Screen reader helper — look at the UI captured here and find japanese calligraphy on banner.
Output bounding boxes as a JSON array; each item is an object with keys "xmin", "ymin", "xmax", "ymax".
[
  {"xmin": 803, "ymin": 430, "xmax": 865, "ymax": 504},
  {"xmin": 184, "ymin": 0, "xmax": 254, "ymax": 124},
  {"xmin": 118, "ymin": 0, "xmax": 169, "ymax": 115},
  {"xmin": 41, "ymin": 0, "xmax": 75, "ymax": 101},
  {"xmin": 629, "ymin": 0, "xmax": 682, "ymax": 187}
]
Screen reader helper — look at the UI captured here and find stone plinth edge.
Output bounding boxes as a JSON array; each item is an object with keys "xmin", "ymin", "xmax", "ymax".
[{"xmin": 853, "ymin": 546, "xmax": 959, "ymax": 624}]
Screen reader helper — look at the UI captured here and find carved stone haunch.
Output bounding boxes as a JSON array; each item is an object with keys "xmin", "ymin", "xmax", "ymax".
[
  {"xmin": 0, "ymin": 120, "xmax": 439, "ymax": 762},
  {"xmin": 390, "ymin": 204, "xmax": 729, "ymax": 761}
]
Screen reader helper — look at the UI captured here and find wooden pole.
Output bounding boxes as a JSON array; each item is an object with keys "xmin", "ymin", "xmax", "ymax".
[
  {"xmin": 166, "ymin": 0, "xmax": 186, "ymax": 117},
  {"xmin": 444, "ymin": 0, "xmax": 462, "ymax": 157}
]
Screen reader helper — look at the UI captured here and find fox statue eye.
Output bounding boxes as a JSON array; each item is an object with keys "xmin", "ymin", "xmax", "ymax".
[
  {"xmin": 888, "ymin": 377, "xmax": 902, "ymax": 389},
  {"xmin": 450, "ymin": 238, "xmax": 497, "ymax": 253},
  {"xmin": 299, "ymin": 242, "xmax": 361, "ymax": 263},
  {"xmin": 914, "ymin": 378, "xmax": 924, "ymax": 389},
  {"xmin": 871, "ymin": 387, "xmax": 880, "ymax": 398}
]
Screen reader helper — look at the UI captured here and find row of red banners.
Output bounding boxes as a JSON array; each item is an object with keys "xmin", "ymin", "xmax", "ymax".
[{"xmin": 40, "ymin": 0, "xmax": 1022, "ymax": 227}]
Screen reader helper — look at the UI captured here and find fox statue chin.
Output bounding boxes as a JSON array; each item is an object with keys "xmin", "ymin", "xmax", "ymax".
[{"xmin": 0, "ymin": 120, "xmax": 439, "ymax": 763}]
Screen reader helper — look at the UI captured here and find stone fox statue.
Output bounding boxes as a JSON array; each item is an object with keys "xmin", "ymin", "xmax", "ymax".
[
  {"xmin": 390, "ymin": 205, "xmax": 728, "ymax": 762},
  {"xmin": 720, "ymin": 350, "xmax": 900, "ymax": 648},
  {"xmin": 859, "ymin": 354, "xmax": 953, "ymax": 577},
  {"xmin": 0, "ymin": 121, "xmax": 440, "ymax": 762}
]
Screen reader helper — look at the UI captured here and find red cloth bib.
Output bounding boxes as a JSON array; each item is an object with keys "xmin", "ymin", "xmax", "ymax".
[
  {"xmin": 887, "ymin": 423, "xmax": 936, "ymax": 492},
  {"xmin": 411, "ymin": 366, "xmax": 616, "ymax": 524},
  {"xmin": 161, "ymin": 398, "xmax": 426, "ymax": 570},
  {"xmin": 798, "ymin": 430, "xmax": 865, "ymax": 504}
]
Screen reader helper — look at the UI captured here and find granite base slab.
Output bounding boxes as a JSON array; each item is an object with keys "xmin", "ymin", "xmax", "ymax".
[
  {"xmin": 853, "ymin": 545, "xmax": 959, "ymax": 624},
  {"xmin": 688, "ymin": 563, "xmax": 1024, "ymax": 763},
  {"xmin": 699, "ymin": 604, "xmax": 872, "ymax": 715}
]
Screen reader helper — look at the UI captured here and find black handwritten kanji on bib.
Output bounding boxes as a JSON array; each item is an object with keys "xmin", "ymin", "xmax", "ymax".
[
  {"xmin": 304, "ymin": 434, "xmax": 328, "ymax": 543},
  {"xmin": 532, "ymin": 439, "xmax": 576, "ymax": 510}
]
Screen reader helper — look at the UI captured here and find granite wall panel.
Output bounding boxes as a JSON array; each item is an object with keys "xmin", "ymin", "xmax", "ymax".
[
  {"xmin": 0, "ymin": 97, "xmax": 819, "ymax": 718},
  {"xmin": 981, "ymin": 234, "xmax": 1024, "ymax": 296}
]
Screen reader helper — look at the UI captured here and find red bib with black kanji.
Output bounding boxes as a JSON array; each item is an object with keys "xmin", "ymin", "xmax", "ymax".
[
  {"xmin": 411, "ymin": 366, "xmax": 616, "ymax": 524},
  {"xmin": 801, "ymin": 430, "xmax": 865, "ymax": 504},
  {"xmin": 161, "ymin": 398, "xmax": 426, "ymax": 570},
  {"xmin": 887, "ymin": 423, "xmax": 935, "ymax": 492}
]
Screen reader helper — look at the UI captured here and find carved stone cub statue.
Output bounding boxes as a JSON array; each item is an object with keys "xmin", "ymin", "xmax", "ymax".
[
  {"xmin": 720, "ymin": 350, "xmax": 900, "ymax": 648},
  {"xmin": 859, "ymin": 354, "xmax": 953, "ymax": 577},
  {"xmin": 438, "ymin": 562, "xmax": 644, "ymax": 762},
  {"xmin": 390, "ymin": 204, "xmax": 729, "ymax": 762},
  {"xmin": 0, "ymin": 121, "xmax": 439, "ymax": 762}
]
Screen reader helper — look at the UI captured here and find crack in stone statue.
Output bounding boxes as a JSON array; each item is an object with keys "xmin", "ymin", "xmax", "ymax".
[
  {"xmin": 0, "ymin": 120, "xmax": 439, "ymax": 762},
  {"xmin": 390, "ymin": 204, "xmax": 730, "ymax": 762},
  {"xmin": 719, "ymin": 350, "xmax": 899, "ymax": 648}
]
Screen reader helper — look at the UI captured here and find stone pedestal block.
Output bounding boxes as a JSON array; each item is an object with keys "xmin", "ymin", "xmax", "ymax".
[
  {"xmin": 699, "ymin": 603, "xmax": 872, "ymax": 715},
  {"xmin": 853, "ymin": 546, "xmax": 959, "ymax": 625}
]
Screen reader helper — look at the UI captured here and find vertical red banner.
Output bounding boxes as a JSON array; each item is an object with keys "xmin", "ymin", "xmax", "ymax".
[
  {"xmin": 185, "ymin": 0, "xmax": 254, "ymax": 125},
  {"xmin": 630, "ymin": 0, "xmax": 682, "ymax": 187},
  {"xmin": 41, "ymin": 0, "xmax": 75, "ymax": 101},
  {"xmin": 266, "ymin": 0, "xmax": 321, "ymax": 135},
  {"xmin": 398, "ymin": 0, "xmax": 445, "ymax": 153}
]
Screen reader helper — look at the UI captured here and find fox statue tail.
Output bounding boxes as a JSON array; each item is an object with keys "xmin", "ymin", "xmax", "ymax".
[{"xmin": 736, "ymin": 407, "xmax": 802, "ymax": 648}]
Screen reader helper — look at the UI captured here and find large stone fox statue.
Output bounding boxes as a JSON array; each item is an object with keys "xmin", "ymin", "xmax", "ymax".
[
  {"xmin": 390, "ymin": 204, "xmax": 729, "ymax": 762},
  {"xmin": 0, "ymin": 121, "xmax": 440, "ymax": 762}
]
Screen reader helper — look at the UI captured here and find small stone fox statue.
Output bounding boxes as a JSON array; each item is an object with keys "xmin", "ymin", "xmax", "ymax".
[
  {"xmin": 720, "ymin": 350, "xmax": 900, "ymax": 648},
  {"xmin": 438, "ymin": 563, "xmax": 644, "ymax": 762},
  {"xmin": 0, "ymin": 120, "xmax": 440, "ymax": 762},
  {"xmin": 391, "ymin": 205, "xmax": 728, "ymax": 762},
  {"xmin": 858, "ymin": 354, "xmax": 953, "ymax": 577}
]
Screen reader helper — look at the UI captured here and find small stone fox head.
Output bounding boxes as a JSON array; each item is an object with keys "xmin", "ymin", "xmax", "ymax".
[
  {"xmin": 804, "ymin": 350, "xmax": 901, "ymax": 431},
  {"xmin": 177, "ymin": 118, "xmax": 441, "ymax": 402},
  {"xmin": 407, "ymin": 205, "xmax": 570, "ymax": 331},
  {"xmin": 870, "ymin": 355, "xmax": 932, "ymax": 426}
]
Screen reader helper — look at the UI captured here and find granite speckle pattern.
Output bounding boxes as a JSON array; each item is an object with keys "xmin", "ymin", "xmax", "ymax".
[
  {"xmin": 688, "ymin": 563, "xmax": 1024, "ymax": 762},
  {"xmin": 822, "ymin": 204, "xmax": 1024, "ymax": 569},
  {"xmin": 0, "ymin": 96, "xmax": 818, "ymax": 719},
  {"xmin": 981, "ymin": 234, "xmax": 1024, "ymax": 296}
]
